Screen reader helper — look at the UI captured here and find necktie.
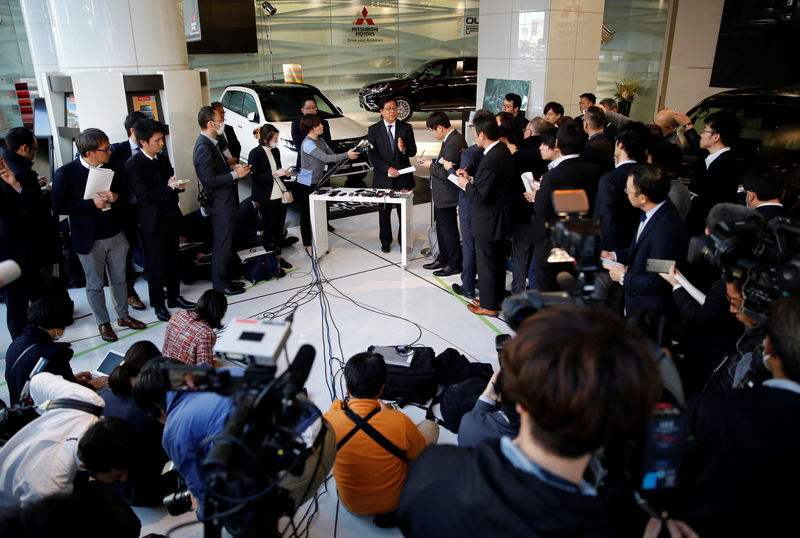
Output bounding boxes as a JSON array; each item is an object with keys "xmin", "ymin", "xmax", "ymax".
[
  {"xmin": 635, "ymin": 213, "xmax": 647, "ymax": 243},
  {"xmin": 387, "ymin": 124, "xmax": 394, "ymax": 149}
]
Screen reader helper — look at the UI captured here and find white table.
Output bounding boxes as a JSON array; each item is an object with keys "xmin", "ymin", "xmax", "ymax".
[{"xmin": 309, "ymin": 188, "xmax": 414, "ymax": 267}]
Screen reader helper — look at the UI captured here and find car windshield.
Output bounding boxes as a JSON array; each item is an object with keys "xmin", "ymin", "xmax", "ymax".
[
  {"xmin": 257, "ymin": 87, "xmax": 343, "ymax": 122},
  {"xmin": 688, "ymin": 101, "xmax": 800, "ymax": 165},
  {"xmin": 402, "ymin": 61, "xmax": 436, "ymax": 79}
]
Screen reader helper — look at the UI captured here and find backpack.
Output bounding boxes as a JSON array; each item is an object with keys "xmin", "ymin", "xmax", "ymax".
[
  {"xmin": 241, "ymin": 251, "xmax": 280, "ymax": 284},
  {"xmin": 370, "ymin": 346, "xmax": 437, "ymax": 407},
  {"xmin": 428, "ymin": 348, "xmax": 494, "ymax": 433}
]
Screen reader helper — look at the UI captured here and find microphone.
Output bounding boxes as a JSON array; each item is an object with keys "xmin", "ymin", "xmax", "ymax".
[
  {"xmin": 0, "ymin": 260, "xmax": 21, "ymax": 288},
  {"xmin": 557, "ymin": 271, "xmax": 578, "ymax": 295},
  {"xmin": 280, "ymin": 344, "xmax": 316, "ymax": 400}
]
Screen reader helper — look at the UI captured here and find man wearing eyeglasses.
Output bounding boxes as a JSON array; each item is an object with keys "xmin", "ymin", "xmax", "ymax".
[
  {"xmin": 676, "ymin": 111, "xmax": 742, "ymax": 235},
  {"xmin": 52, "ymin": 128, "xmax": 147, "ymax": 342},
  {"xmin": 367, "ymin": 97, "xmax": 417, "ymax": 253}
]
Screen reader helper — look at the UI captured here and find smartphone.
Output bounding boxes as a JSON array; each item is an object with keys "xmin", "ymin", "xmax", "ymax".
[
  {"xmin": 646, "ymin": 258, "xmax": 675, "ymax": 273},
  {"xmin": 173, "ymin": 179, "xmax": 191, "ymax": 186}
]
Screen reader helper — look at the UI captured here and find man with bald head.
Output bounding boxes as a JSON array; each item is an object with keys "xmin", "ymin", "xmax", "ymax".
[{"xmin": 654, "ymin": 109, "xmax": 682, "ymax": 148}]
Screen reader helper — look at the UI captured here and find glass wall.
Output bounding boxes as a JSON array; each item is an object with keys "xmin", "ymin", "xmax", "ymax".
[
  {"xmin": 0, "ymin": 0, "xmax": 34, "ymax": 134},
  {"xmin": 597, "ymin": 0, "xmax": 670, "ymax": 122},
  {"xmin": 186, "ymin": 0, "xmax": 479, "ymax": 118}
]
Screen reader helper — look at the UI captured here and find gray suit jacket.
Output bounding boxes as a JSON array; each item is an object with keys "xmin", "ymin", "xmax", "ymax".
[{"xmin": 193, "ymin": 134, "xmax": 238, "ymax": 217}]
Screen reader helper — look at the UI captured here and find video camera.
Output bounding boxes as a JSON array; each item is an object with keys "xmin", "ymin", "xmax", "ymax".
[
  {"xmin": 688, "ymin": 216, "xmax": 800, "ymax": 323},
  {"xmin": 502, "ymin": 189, "xmax": 603, "ymax": 330},
  {"xmin": 161, "ymin": 336, "xmax": 334, "ymax": 537}
]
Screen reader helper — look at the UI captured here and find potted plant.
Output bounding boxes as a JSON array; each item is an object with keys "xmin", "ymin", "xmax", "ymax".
[{"xmin": 614, "ymin": 79, "xmax": 640, "ymax": 116}]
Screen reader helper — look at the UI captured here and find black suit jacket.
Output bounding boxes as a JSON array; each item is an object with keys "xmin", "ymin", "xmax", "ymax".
[
  {"xmin": 594, "ymin": 162, "xmax": 640, "ymax": 251},
  {"xmin": 109, "ymin": 140, "xmax": 135, "ymax": 203},
  {"xmin": 193, "ymin": 134, "xmax": 238, "ymax": 217},
  {"xmin": 0, "ymin": 149, "xmax": 48, "ymax": 246},
  {"xmin": 51, "ymin": 159, "xmax": 125, "ymax": 255},
  {"xmin": 616, "ymin": 200, "xmax": 688, "ymax": 316},
  {"xmin": 686, "ymin": 150, "xmax": 742, "ymax": 234},
  {"xmin": 579, "ymin": 133, "xmax": 614, "ymax": 174},
  {"xmin": 464, "ymin": 142, "xmax": 515, "ymax": 242},
  {"xmin": 125, "ymin": 151, "xmax": 179, "ymax": 234},
  {"xmin": 367, "ymin": 120, "xmax": 417, "ymax": 190},
  {"xmin": 248, "ymin": 145, "xmax": 283, "ymax": 205},
  {"xmin": 511, "ymin": 135, "xmax": 546, "ymax": 227},
  {"xmin": 755, "ymin": 204, "xmax": 787, "ymax": 220},
  {"xmin": 430, "ymin": 129, "xmax": 467, "ymax": 208},
  {"xmin": 511, "ymin": 112, "xmax": 527, "ymax": 145},
  {"xmin": 533, "ymin": 157, "xmax": 600, "ymax": 244},
  {"xmin": 217, "ymin": 125, "xmax": 242, "ymax": 161}
]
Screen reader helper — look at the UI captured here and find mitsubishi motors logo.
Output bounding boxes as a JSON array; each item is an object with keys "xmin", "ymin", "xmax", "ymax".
[
  {"xmin": 349, "ymin": 7, "xmax": 381, "ymax": 43},
  {"xmin": 355, "ymin": 8, "xmax": 374, "ymax": 26}
]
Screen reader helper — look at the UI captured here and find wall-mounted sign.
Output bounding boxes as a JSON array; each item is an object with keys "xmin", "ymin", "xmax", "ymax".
[
  {"xmin": 349, "ymin": 7, "xmax": 383, "ymax": 44},
  {"xmin": 65, "ymin": 95, "xmax": 79, "ymax": 129},
  {"xmin": 464, "ymin": 16, "xmax": 479, "ymax": 36},
  {"xmin": 183, "ymin": 0, "xmax": 202, "ymax": 42}
]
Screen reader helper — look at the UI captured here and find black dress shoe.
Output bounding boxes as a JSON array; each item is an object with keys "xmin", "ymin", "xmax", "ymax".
[
  {"xmin": 278, "ymin": 258, "xmax": 292, "ymax": 269},
  {"xmin": 168, "ymin": 296, "xmax": 196, "ymax": 309},
  {"xmin": 327, "ymin": 223, "xmax": 336, "ymax": 232},
  {"xmin": 280, "ymin": 235, "xmax": 299, "ymax": 248},
  {"xmin": 230, "ymin": 281, "xmax": 245, "ymax": 289},
  {"xmin": 381, "ymin": 245, "xmax": 391, "ymax": 253},
  {"xmin": 434, "ymin": 266, "xmax": 462, "ymax": 277},
  {"xmin": 422, "ymin": 260, "xmax": 445, "ymax": 270},
  {"xmin": 154, "ymin": 305, "xmax": 171, "ymax": 322},
  {"xmin": 223, "ymin": 287, "xmax": 246, "ymax": 296},
  {"xmin": 452, "ymin": 283, "xmax": 476, "ymax": 299}
]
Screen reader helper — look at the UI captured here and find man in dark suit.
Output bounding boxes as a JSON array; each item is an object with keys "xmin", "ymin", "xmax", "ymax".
[
  {"xmin": 367, "ymin": 97, "xmax": 417, "ymax": 253},
  {"xmin": 501, "ymin": 93, "xmax": 527, "ymax": 144},
  {"xmin": 52, "ymin": 128, "xmax": 146, "ymax": 342},
  {"xmin": 602, "ymin": 164, "xmax": 688, "ymax": 318},
  {"xmin": 0, "ymin": 128, "xmax": 52, "ymax": 338},
  {"xmin": 684, "ymin": 112, "xmax": 742, "ymax": 235},
  {"xmin": 510, "ymin": 118, "xmax": 552, "ymax": 294},
  {"xmin": 579, "ymin": 106, "xmax": 614, "ymax": 174},
  {"xmin": 192, "ymin": 106, "xmax": 251, "ymax": 295},
  {"xmin": 533, "ymin": 123, "xmax": 601, "ymax": 291},
  {"xmin": 456, "ymin": 110, "xmax": 515, "ymax": 316},
  {"xmin": 743, "ymin": 165, "xmax": 787, "ymax": 220},
  {"xmin": 418, "ymin": 112, "xmax": 467, "ymax": 276},
  {"xmin": 211, "ymin": 102, "xmax": 241, "ymax": 164},
  {"xmin": 574, "ymin": 92, "xmax": 596, "ymax": 126},
  {"xmin": 291, "ymin": 97, "xmax": 332, "ymax": 169},
  {"xmin": 126, "ymin": 119, "xmax": 195, "ymax": 322},
  {"xmin": 109, "ymin": 111, "xmax": 148, "ymax": 311},
  {"xmin": 595, "ymin": 121, "xmax": 652, "ymax": 252}
]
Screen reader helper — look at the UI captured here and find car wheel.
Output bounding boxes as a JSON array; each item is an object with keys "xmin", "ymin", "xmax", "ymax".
[{"xmin": 395, "ymin": 97, "xmax": 413, "ymax": 121}]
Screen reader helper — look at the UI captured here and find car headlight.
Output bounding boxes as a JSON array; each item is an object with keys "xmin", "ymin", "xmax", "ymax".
[
  {"xmin": 280, "ymin": 138, "xmax": 296, "ymax": 151},
  {"xmin": 366, "ymin": 83, "xmax": 389, "ymax": 94}
]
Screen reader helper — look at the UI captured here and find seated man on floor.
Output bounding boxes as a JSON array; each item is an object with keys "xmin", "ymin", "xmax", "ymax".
[{"xmin": 324, "ymin": 352, "xmax": 439, "ymax": 527}]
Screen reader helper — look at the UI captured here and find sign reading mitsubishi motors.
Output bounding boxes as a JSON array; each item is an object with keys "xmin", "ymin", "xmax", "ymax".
[{"xmin": 349, "ymin": 7, "xmax": 383, "ymax": 43}]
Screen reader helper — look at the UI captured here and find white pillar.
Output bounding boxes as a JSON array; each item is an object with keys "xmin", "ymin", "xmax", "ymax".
[
  {"xmin": 47, "ymin": 0, "xmax": 188, "ymax": 74},
  {"xmin": 476, "ymin": 0, "xmax": 605, "ymax": 119}
]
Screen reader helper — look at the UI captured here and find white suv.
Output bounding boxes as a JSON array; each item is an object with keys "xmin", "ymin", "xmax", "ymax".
[{"xmin": 220, "ymin": 83, "xmax": 370, "ymax": 178}]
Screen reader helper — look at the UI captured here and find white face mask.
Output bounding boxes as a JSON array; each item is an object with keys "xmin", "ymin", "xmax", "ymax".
[
  {"xmin": 53, "ymin": 329, "xmax": 63, "ymax": 342},
  {"xmin": 215, "ymin": 121, "xmax": 225, "ymax": 136},
  {"xmin": 268, "ymin": 141, "xmax": 279, "ymax": 149},
  {"xmin": 762, "ymin": 338, "xmax": 772, "ymax": 372}
]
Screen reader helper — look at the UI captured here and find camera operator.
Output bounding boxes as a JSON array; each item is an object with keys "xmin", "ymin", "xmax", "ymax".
[
  {"xmin": 0, "ymin": 372, "xmax": 134, "ymax": 510},
  {"xmin": 675, "ymin": 295, "xmax": 800, "ymax": 536},
  {"xmin": 457, "ymin": 368, "xmax": 520, "ymax": 448},
  {"xmin": 133, "ymin": 357, "xmax": 234, "ymax": 517},
  {"xmin": 658, "ymin": 203, "xmax": 760, "ymax": 396},
  {"xmin": 398, "ymin": 305, "xmax": 662, "ymax": 537}
]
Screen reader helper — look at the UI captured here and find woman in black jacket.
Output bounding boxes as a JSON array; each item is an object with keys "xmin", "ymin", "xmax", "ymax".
[{"xmin": 247, "ymin": 124, "xmax": 291, "ymax": 270}]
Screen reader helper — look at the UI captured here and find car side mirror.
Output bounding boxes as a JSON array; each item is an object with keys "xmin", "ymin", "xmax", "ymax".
[{"xmin": 247, "ymin": 111, "xmax": 259, "ymax": 122}]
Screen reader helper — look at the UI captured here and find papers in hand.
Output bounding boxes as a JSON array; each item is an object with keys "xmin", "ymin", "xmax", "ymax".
[
  {"xmin": 521, "ymin": 172, "xmax": 535, "ymax": 193},
  {"xmin": 396, "ymin": 165, "xmax": 416, "ymax": 175},
  {"xmin": 448, "ymin": 173, "xmax": 466, "ymax": 190},
  {"xmin": 601, "ymin": 257, "xmax": 624, "ymax": 269},
  {"xmin": 83, "ymin": 167, "xmax": 113, "ymax": 199}
]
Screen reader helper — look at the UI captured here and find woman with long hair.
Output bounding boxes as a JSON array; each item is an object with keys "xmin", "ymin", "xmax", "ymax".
[{"xmin": 161, "ymin": 289, "xmax": 227, "ymax": 365}]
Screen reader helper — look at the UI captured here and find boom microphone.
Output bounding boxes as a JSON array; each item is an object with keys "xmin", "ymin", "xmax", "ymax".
[{"xmin": 281, "ymin": 344, "xmax": 315, "ymax": 400}]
